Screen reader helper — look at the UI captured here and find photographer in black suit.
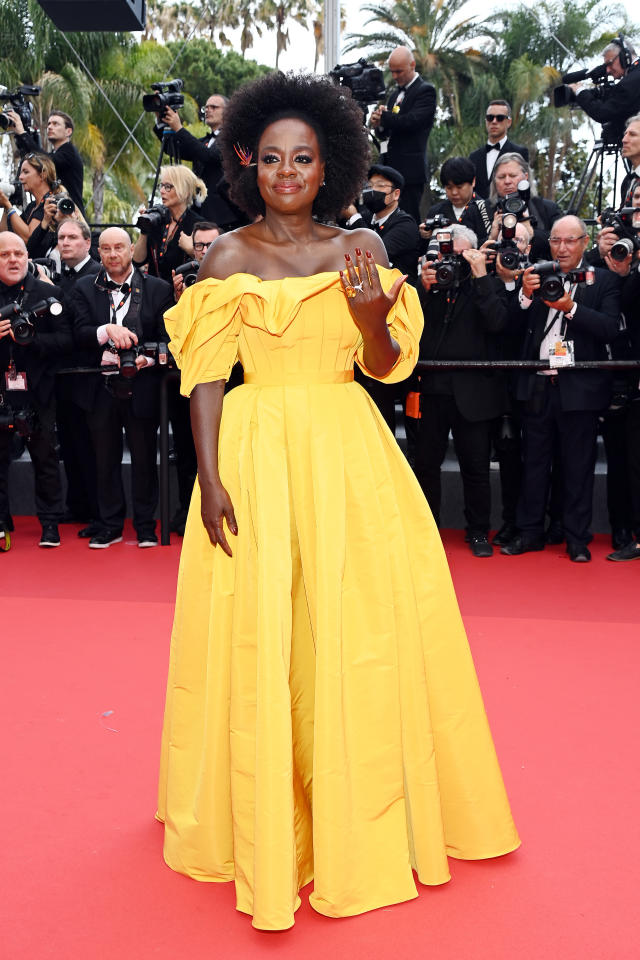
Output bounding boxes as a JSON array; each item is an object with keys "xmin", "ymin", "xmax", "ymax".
[
  {"xmin": 572, "ymin": 37, "xmax": 640, "ymax": 145},
  {"xmin": 159, "ymin": 94, "xmax": 245, "ymax": 230},
  {"xmin": 488, "ymin": 153, "xmax": 562, "ymax": 262},
  {"xmin": 421, "ymin": 157, "xmax": 492, "ymax": 248},
  {"xmin": 416, "ymin": 224, "xmax": 508, "ymax": 557},
  {"xmin": 468, "ymin": 101, "xmax": 529, "ymax": 199},
  {"xmin": 72, "ymin": 227, "xmax": 172, "ymax": 549},
  {"xmin": 369, "ymin": 46, "xmax": 436, "ymax": 224},
  {"xmin": 0, "ymin": 233, "xmax": 71, "ymax": 549},
  {"xmin": 501, "ymin": 216, "xmax": 621, "ymax": 562}
]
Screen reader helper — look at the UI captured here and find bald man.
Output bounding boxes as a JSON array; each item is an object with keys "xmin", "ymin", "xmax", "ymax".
[
  {"xmin": 0, "ymin": 232, "xmax": 71, "ymax": 548},
  {"xmin": 370, "ymin": 46, "xmax": 436, "ymax": 224},
  {"xmin": 71, "ymin": 227, "xmax": 173, "ymax": 548},
  {"xmin": 501, "ymin": 215, "xmax": 622, "ymax": 562}
]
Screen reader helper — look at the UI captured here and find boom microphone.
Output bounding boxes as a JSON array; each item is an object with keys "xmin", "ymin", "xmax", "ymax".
[{"xmin": 561, "ymin": 63, "xmax": 608, "ymax": 84}]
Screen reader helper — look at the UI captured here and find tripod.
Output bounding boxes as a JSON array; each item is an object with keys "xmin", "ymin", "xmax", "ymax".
[
  {"xmin": 148, "ymin": 126, "xmax": 182, "ymax": 207},
  {"xmin": 567, "ymin": 132, "xmax": 630, "ymax": 218}
]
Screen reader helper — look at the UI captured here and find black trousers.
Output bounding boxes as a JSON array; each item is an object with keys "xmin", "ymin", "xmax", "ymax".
[
  {"xmin": 398, "ymin": 182, "xmax": 424, "ymax": 226},
  {"xmin": 517, "ymin": 377, "xmax": 599, "ymax": 548},
  {"xmin": 601, "ymin": 406, "xmax": 633, "ymax": 534},
  {"xmin": 56, "ymin": 375, "xmax": 98, "ymax": 520},
  {"xmin": 167, "ymin": 381, "xmax": 197, "ymax": 513},
  {"xmin": 491, "ymin": 412, "xmax": 522, "ymax": 525},
  {"xmin": 625, "ymin": 397, "xmax": 640, "ymax": 535},
  {"xmin": 414, "ymin": 393, "xmax": 492, "ymax": 534},
  {"xmin": 0, "ymin": 395, "xmax": 64, "ymax": 527},
  {"xmin": 86, "ymin": 386, "xmax": 159, "ymax": 536}
]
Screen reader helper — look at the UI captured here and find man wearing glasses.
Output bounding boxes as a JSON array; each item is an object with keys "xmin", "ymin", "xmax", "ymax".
[
  {"xmin": 501, "ymin": 216, "xmax": 621, "ymax": 562},
  {"xmin": 158, "ymin": 95, "xmax": 244, "ymax": 230},
  {"xmin": 572, "ymin": 37, "xmax": 640, "ymax": 144},
  {"xmin": 172, "ymin": 220, "xmax": 220, "ymax": 302},
  {"xmin": 468, "ymin": 101, "xmax": 529, "ymax": 199}
]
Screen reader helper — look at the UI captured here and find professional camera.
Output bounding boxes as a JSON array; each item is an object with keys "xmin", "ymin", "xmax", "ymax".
[
  {"xmin": 498, "ymin": 180, "xmax": 531, "ymax": 219},
  {"xmin": 553, "ymin": 63, "xmax": 609, "ymax": 108},
  {"xmin": 105, "ymin": 340, "xmax": 171, "ymax": 379},
  {"xmin": 28, "ymin": 258, "xmax": 61, "ymax": 283},
  {"xmin": 329, "ymin": 59, "xmax": 386, "ymax": 107},
  {"xmin": 0, "ymin": 403, "xmax": 36, "ymax": 437},
  {"xmin": 174, "ymin": 260, "xmax": 199, "ymax": 287},
  {"xmin": 137, "ymin": 203, "xmax": 172, "ymax": 236},
  {"xmin": 531, "ymin": 260, "xmax": 595, "ymax": 301},
  {"xmin": 600, "ymin": 206, "xmax": 640, "ymax": 262},
  {"xmin": 431, "ymin": 231, "xmax": 469, "ymax": 290},
  {"xmin": 142, "ymin": 79, "xmax": 184, "ymax": 116},
  {"xmin": 421, "ymin": 214, "xmax": 452, "ymax": 232},
  {"xmin": 0, "ymin": 297, "xmax": 62, "ymax": 345},
  {"xmin": 54, "ymin": 195, "xmax": 75, "ymax": 216},
  {"xmin": 492, "ymin": 211, "xmax": 521, "ymax": 271},
  {"xmin": 0, "ymin": 84, "xmax": 41, "ymax": 138},
  {"xmin": 0, "ymin": 179, "xmax": 24, "ymax": 209}
]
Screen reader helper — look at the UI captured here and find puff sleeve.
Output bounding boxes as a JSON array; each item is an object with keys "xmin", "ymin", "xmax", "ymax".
[{"xmin": 355, "ymin": 270, "xmax": 424, "ymax": 383}]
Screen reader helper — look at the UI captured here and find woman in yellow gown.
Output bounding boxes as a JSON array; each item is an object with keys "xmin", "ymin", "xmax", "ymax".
[{"xmin": 157, "ymin": 73, "xmax": 520, "ymax": 931}]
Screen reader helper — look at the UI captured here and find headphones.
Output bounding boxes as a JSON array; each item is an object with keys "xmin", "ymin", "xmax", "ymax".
[{"xmin": 613, "ymin": 35, "xmax": 633, "ymax": 70}]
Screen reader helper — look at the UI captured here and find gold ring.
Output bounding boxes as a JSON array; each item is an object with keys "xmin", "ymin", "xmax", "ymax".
[{"xmin": 345, "ymin": 286, "xmax": 356, "ymax": 299}]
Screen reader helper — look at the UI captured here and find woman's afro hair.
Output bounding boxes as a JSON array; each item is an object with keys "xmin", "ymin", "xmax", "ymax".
[{"xmin": 218, "ymin": 72, "xmax": 370, "ymax": 221}]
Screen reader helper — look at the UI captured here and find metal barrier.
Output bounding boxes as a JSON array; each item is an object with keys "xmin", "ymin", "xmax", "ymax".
[{"xmin": 55, "ymin": 359, "xmax": 640, "ymax": 545}]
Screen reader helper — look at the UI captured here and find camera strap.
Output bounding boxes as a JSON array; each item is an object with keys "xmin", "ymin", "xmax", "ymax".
[
  {"xmin": 475, "ymin": 197, "xmax": 492, "ymax": 236},
  {"xmin": 121, "ymin": 271, "xmax": 144, "ymax": 340}
]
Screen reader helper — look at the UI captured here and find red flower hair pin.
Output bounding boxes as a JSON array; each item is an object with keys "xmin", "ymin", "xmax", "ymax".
[{"xmin": 233, "ymin": 143, "xmax": 254, "ymax": 167}]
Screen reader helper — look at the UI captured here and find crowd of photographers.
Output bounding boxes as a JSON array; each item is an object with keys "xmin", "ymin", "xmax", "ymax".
[{"xmin": 1, "ymin": 38, "xmax": 640, "ymax": 563}]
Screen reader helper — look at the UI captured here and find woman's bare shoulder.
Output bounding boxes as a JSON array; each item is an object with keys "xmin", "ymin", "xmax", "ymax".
[{"xmin": 198, "ymin": 226, "xmax": 258, "ymax": 280}]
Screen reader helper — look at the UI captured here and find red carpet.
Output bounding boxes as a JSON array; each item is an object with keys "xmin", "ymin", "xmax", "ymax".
[{"xmin": 2, "ymin": 518, "xmax": 639, "ymax": 959}]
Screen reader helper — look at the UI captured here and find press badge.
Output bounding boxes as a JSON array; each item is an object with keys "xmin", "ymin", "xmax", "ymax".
[
  {"xmin": 548, "ymin": 339, "xmax": 575, "ymax": 368},
  {"xmin": 5, "ymin": 370, "xmax": 27, "ymax": 391}
]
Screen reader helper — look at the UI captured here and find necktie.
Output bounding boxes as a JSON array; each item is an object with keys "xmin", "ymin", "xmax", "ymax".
[{"xmin": 486, "ymin": 142, "xmax": 501, "ymax": 153}]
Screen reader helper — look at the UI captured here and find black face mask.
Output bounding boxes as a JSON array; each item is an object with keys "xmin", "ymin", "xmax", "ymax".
[{"xmin": 362, "ymin": 188, "xmax": 389, "ymax": 214}]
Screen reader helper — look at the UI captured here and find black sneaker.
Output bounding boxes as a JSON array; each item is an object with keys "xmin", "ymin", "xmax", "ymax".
[
  {"xmin": 89, "ymin": 530, "xmax": 123, "ymax": 549},
  {"xmin": 469, "ymin": 535, "xmax": 493, "ymax": 558},
  {"xmin": 138, "ymin": 533, "xmax": 158, "ymax": 549},
  {"xmin": 39, "ymin": 524, "xmax": 61, "ymax": 548}
]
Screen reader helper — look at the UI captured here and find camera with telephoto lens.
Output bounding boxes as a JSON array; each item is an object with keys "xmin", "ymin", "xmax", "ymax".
[
  {"xmin": 329, "ymin": 59, "xmax": 386, "ymax": 107},
  {"xmin": 28, "ymin": 257, "xmax": 61, "ymax": 283},
  {"xmin": 421, "ymin": 214, "xmax": 452, "ymax": 233},
  {"xmin": 431, "ymin": 231, "xmax": 469, "ymax": 290},
  {"xmin": 0, "ymin": 403, "xmax": 37, "ymax": 437},
  {"xmin": 498, "ymin": 180, "xmax": 531, "ymax": 219},
  {"xmin": 492, "ymin": 212, "xmax": 522, "ymax": 271},
  {"xmin": 137, "ymin": 203, "xmax": 172, "ymax": 237},
  {"xmin": 54, "ymin": 195, "xmax": 74, "ymax": 216},
  {"xmin": 531, "ymin": 260, "xmax": 595, "ymax": 301},
  {"xmin": 0, "ymin": 179, "xmax": 24, "ymax": 209},
  {"xmin": 0, "ymin": 297, "xmax": 63, "ymax": 345},
  {"xmin": 142, "ymin": 79, "xmax": 184, "ymax": 117},
  {"xmin": 600, "ymin": 206, "xmax": 640, "ymax": 262},
  {"xmin": 0, "ymin": 84, "xmax": 41, "ymax": 137},
  {"xmin": 174, "ymin": 260, "xmax": 199, "ymax": 287}
]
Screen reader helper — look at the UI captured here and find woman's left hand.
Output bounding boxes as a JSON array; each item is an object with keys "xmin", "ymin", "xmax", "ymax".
[{"xmin": 340, "ymin": 248, "xmax": 406, "ymax": 337}]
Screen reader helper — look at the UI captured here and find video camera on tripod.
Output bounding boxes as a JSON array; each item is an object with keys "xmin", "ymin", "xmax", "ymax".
[
  {"xmin": 0, "ymin": 84, "xmax": 41, "ymax": 140},
  {"xmin": 0, "ymin": 298, "xmax": 63, "ymax": 345},
  {"xmin": 329, "ymin": 59, "xmax": 386, "ymax": 112},
  {"xmin": 143, "ymin": 79, "xmax": 185, "ymax": 121},
  {"xmin": 600, "ymin": 207, "xmax": 640, "ymax": 261}
]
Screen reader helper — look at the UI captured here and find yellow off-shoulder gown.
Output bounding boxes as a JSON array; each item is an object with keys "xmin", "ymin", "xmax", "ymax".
[{"xmin": 157, "ymin": 269, "xmax": 520, "ymax": 930}]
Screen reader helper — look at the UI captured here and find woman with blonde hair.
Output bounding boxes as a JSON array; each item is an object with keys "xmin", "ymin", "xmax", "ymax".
[{"xmin": 133, "ymin": 163, "xmax": 207, "ymax": 282}]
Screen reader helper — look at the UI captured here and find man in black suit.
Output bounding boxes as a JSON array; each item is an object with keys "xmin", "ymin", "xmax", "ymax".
[
  {"xmin": 422, "ymin": 157, "xmax": 492, "ymax": 248},
  {"xmin": 159, "ymin": 95, "xmax": 244, "ymax": 230},
  {"xmin": 72, "ymin": 227, "xmax": 173, "ymax": 549},
  {"xmin": 416, "ymin": 224, "xmax": 508, "ymax": 557},
  {"xmin": 468, "ymin": 100, "xmax": 529, "ymax": 199},
  {"xmin": 488, "ymin": 153, "xmax": 562, "ymax": 262},
  {"xmin": 0, "ymin": 233, "xmax": 71, "ymax": 549},
  {"xmin": 573, "ymin": 37, "xmax": 640, "ymax": 145},
  {"xmin": 369, "ymin": 46, "xmax": 436, "ymax": 224},
  {"xmin": 54, "ymin": 220, "xmax": 101, "ymax": 534},
  {"xmin": 10, "ymin": 110, "xmax": 85, "ymax": 214},
  {"xmin": 501, "ymin": 216, "xmax": 621, "ymax": 562}
]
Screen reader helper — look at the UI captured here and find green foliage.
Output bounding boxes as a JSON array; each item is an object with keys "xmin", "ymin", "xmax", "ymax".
[{"xmin": 166, "ymin": 39, "xmax": 271, "ymax": 103}]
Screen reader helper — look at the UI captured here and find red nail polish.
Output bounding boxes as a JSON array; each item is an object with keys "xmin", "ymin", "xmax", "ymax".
[
  {"xmin": 365, "ymin": 250, "xmax": 372, "ymax": 258},
  {"xmin": 355, "ymin": 247, "xmax": 362, "ymax": 256},
  {"xmin": 344, "ymin": 253, "xmax": 351, "ymax": 262}
]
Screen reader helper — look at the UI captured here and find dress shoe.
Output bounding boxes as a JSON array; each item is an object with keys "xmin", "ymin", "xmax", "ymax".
[
  {"xmin": 492, "ymin": 522, "xmax": 518, "ymax": 546},
  {"xmin": 39, "ymin": 524, "xmax": 61, "ymax": 548},
  {"xmin": 567, "ymin": 543, "xmax": 591, "ymax": 563},
  {"xmin": 611, "ymin": 528, "xmax": 633, "ymax": 551},
  {"xmin": 607, "ymin": 540, "xmax": 640, "ymax": 562},
  {"xmin": 89, "ymin": 530, "xmax": 123, "ymax": 549},
  {"xmin": 469, "ymin": 535, "xmax": 493, "ymax": 558},
  {"xmin": 544, "ymin": 523, "xmax": 564, "ymax": 545},
  {"xmin": 500, "ymin": 535, "xmax": 545, "ymax": 556},
  {"xmin": 78, "ymin": 521, "xmax": 103, "ymax": 539}
]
